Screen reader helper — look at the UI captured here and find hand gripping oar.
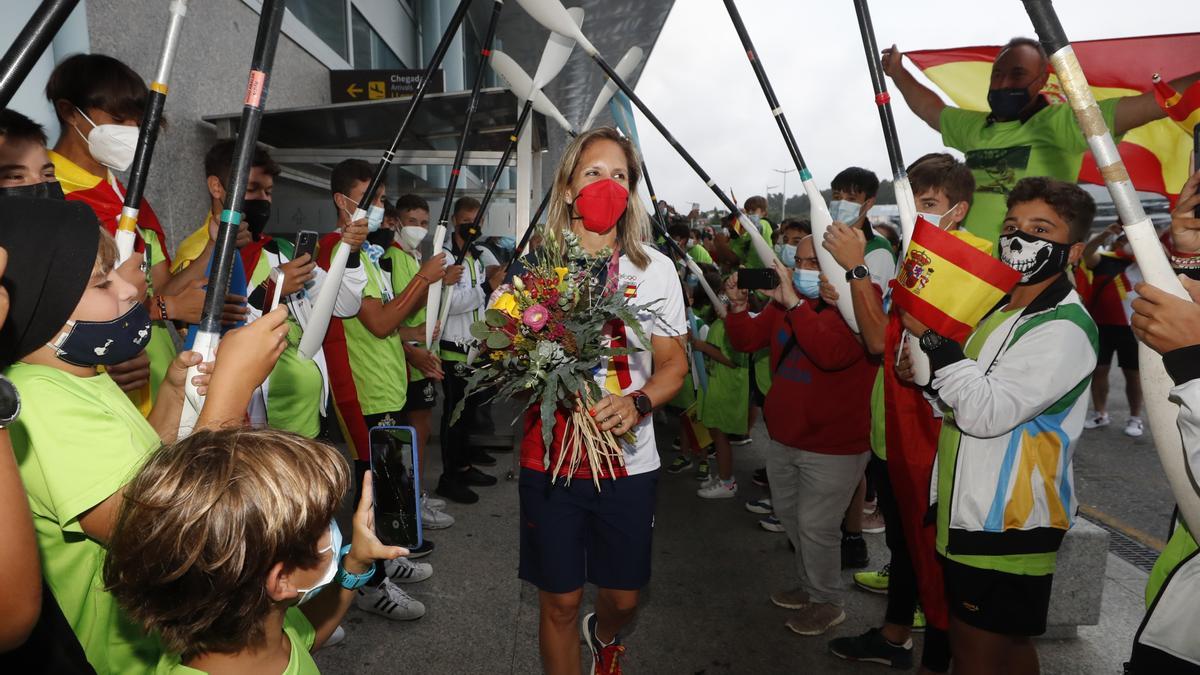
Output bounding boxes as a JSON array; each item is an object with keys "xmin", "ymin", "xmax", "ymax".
[
  {"xmin": 581, "ymin": 46, "xmax": 643, "ymax": 131},
  {"xmin": 299, "ymin": 0, "xmax": 475, "ymax": 360},
  {"xmin": 114, "ymin": 0, "xmax": 188, "ymax": 265},
  {"xmin": 427, "ymin": 0, "xmax": 505, "ymax": 348},
  {"xmin": 514, "ymin": 0, "xmax": 781, "ymax": 275},
  {"xmin": 720, "ymin": 0, "xmax": 861, "ymax": 332},
  {"xmin": 1022, "ymin": 0, "xmax": 1200, "ymax": 533},
  {"xmin": 454, "ymin": 10, "xmax": 583, "ymax": 267},
  {"xmin": 178, "ymin": 0, "xmax": 285, "ymax": 438},
  {"xmin": 0, "ymin": 0, "xmax": 78, "ymax": 108}
]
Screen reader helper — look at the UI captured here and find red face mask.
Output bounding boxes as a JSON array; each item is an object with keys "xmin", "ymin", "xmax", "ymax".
[{"xmin": 572, "ymin": 179, "xmax": 629, "ymax": 234}]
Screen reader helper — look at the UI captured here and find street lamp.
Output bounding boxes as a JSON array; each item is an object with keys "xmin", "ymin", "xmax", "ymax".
[{"xmin": 774, "ymin": 168, "xmax": 796, "ymax": 221}]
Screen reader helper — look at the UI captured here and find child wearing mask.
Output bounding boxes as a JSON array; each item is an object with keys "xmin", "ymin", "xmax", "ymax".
[
  {"xmin": 1, "ymin": 198, "xmax": 287, "ymax": 674},
  {"xmin": 897, "ymin": 177, "xmax": 1098, "ymax": 675},
  {"xmin": 695, "ymin": 273, "xmax": 753, "ymax": 499},
  {"xmin": 0, "ymin": 109, "xmax": 59, "ymax": 197},
  {"xmin": 726, "ymin": 235, "xmax": 875, "ymax": 636},
  {"xmin": 104, "ymin": 428, "xmax": 406, "ymax": 674}
]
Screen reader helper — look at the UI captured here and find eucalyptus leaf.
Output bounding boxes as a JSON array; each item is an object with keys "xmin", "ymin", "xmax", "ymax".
[
  {"xmin": 485, "ymin": 309, "xmax": 509, "ymax": 327},
  {"xmin": 486, "ymin": 332, "xmax": 512, "ymax": 349}
]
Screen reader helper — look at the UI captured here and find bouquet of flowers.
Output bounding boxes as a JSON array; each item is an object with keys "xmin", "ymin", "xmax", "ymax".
[{"xmin": 451, "ymin": 228, "xmax": 661, "ymax": 487}]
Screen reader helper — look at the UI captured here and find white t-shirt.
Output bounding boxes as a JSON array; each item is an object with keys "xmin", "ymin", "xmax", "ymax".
[{"xmin": 597, "ymin": 246, "xmax": 687, "ymax": 476}]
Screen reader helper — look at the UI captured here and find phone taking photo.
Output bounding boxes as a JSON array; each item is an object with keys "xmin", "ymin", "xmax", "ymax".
[
  {"xmin": 368, "ymin": 425, "xmax": 423, "ymax": 550},
  {"xmin": 736, "ymin": 267, "xmax": 780, "ymax": 291},
  {"xmin": 293, "ymin": 230, "xmax": 318, "ymax": 261},
  {"xmin": 267, "ymin": 268, "xmax": 285, "ymax": 312}
]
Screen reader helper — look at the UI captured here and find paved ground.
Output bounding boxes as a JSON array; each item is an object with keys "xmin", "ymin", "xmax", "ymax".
[{"xmin": 314, "ymin": 401, "xmax": 1156, "ymax": 674}]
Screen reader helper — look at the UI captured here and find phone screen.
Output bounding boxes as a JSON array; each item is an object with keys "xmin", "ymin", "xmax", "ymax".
[
  {"xmin": 369, "ymin": 425, "xmax": 422, "ymax": 549},
  {"xmin": 736, "ymin": 267, "xmax": 780, "ymax": 290}
]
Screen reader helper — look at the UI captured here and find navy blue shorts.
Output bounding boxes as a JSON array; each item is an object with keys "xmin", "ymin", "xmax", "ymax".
[{"xmin": 518, "ymin": 467, "xmax": 658, "ymax": 594}]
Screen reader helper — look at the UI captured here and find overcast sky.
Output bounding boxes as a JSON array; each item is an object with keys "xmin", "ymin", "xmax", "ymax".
[{"xmin": 629, "ymin": 0, "xmax": 1188, "ymax": 213}]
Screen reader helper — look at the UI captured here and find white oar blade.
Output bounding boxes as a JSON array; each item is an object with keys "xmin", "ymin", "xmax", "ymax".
[
  {"xmin": 532, "ymin": 92, "xmax": 575, "ymax": 134},
  {"xmin": 492, "ymin": 50, "xmax": 575, "ymax": 134},
  {"xmin": 582, "ymin": 46, "xmax": 643, "ymax": 130},
  {"xmin": 514, "ymin": 0, "xmax": 595, "ymax": 55},
  {"xmin": 530, "ymin": 6, "xmax": 584, "ymax": 94}
]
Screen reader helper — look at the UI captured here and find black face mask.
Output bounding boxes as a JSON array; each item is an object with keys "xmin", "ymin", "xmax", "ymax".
[
  {"xmin": 366, "ymin": 228, "xmax": 395, "ymax": 248},
  {"xmin": 243, "ymin": 199, "xmax": 271, "ymax": 239},
  {"xmin": 0, "ymin": 181, "xmax": 65, "ymax": 201},
  {"xmin": 987, "ymin": 87, "xmax": 1034, "ymax": 121},
  {"xmin": 999, "ymin": 229, "xmax": 1072, "ymax": 285}
]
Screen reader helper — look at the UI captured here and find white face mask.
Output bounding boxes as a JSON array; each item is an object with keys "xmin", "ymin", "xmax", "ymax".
[
  {"xmin": 399, "ymin": 225, "xmax": 427, "ymax": 252},
  {"xmin": 74, "ymin": 108, "xmax": 138, "ymax": 172},
  {"xmin": 366, "ymin": 204, "xmax": 385, "ymax": 232},
  {"xmin": 779, "ymin": 243, "xmax": 798, "ymax": 268},
  {"xmin": 686, "ymin": 238, "xmax": 696, "ymax": 249},
  {"xmin": 917, "ymin": 204, "xmax": 958, "ymax": 229},
  {"xmin": 828, "ymin": 199, "xmax": 862, "ymax": 225},
  {"xmin": 295, "ymin": 520, "xmax": 342, "ymax": 605}
]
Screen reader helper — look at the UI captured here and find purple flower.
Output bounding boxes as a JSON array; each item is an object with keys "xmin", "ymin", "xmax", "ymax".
[{"xmin": 522, "ymin": 304, "xmax": 549, "ymax": 331}]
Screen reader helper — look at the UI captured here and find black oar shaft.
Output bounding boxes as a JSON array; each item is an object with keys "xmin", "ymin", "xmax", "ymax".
[
  {"xmin": 0, "ymin": 0, "xmax": 77, "ymax": 108},
  {"xmin": 357, "ymin": 0, "xmax": 474, "ymax": 213},
  {"xmin": 455, "ymin": 97, "xmax": 535, "ymax": 264},
  {"xmin": 435, "ymin": 0, "xmax": 503, "ymax": 241},
  {"xmin": 505, "ymin": 187, "xmax": 551, "ymax": 275},
  {"xmin": 851, "ymin": 0, "xmax": 905, "ymax": 178},
  {"xmin": 199, "ymin": 0, "xmax": 285, "ymax": 334},
  {"xmin": 722, "ymin": 0, "xmax": 811, "ymax": 179}
]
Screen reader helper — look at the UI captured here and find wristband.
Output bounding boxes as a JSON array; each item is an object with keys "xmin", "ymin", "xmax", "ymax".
[
  {"xmin": 333, "ymin": 544, "xmax": 376, "ymax": 590},
  {"xmin": 786, "ymin": 299, "xmax": 803, "ymax": 312},
  {"xmin": 156, "ymin": 296, "xmax": 169, "ymax": 322}
]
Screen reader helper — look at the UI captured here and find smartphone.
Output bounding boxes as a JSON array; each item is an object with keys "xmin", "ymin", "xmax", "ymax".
[
  {"xmin": 369, "ymin": 425, "xmax": 423, "ymax": 550},
  {"xmin": 293, "ymin": 230, "xmax": 318, "ymax": 261},
  {"xmin": 736, "ymin": 267, "xmax": 780, "ymax": 290},
  {"xmin": 267, "ymin": 268, "xmax": 285, "ymax": 311}
]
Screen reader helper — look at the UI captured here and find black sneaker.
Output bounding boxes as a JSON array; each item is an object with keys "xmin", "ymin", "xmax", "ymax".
[
  {"xmin": 435, "ymin": 477, "xmax": 479, "ymax": 504},
  {"xmin": 828, "ymin": 627, "xmax": 913, "ymax": 669},
  {"xmin": 469, "ymin": 450, "xmax": 497, "ymax": 467},
  {"xmin": 752, "ymin": 467, "xmax": 769, "ymax": 487},
  {"xmin": 460, "ymin": 466, "xmax": 498, "ymax": 486},
  {"xmin": 407, "ymin": 539, "xmax": 435, "ymax": 559},
  {"xmin": 841, "ymin": 533, "xmax": 869, "ymax": 569}
]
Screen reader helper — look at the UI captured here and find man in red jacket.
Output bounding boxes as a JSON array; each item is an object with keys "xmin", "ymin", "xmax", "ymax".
[{"xmin": 726, "ymin": 235, "xmax": 875, "ymax": 637}]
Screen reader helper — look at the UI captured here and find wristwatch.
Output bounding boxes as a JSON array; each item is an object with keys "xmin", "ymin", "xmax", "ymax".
[
  {"xmin": 333, "ymin": 544, "xmax": 376, "ymax": 591},
  {"xmin": 845, "ymin": 265, "xmax": 870, "ymax": 282},
  {"xmin": 0, "ymin": 375, "xmax": 20, "ymax": 429},
  {"xmin": 629, "ymin": 390, "xmax": 653, "ymax": 418},
  {"xmin": 918, "ymin": 329, "xmax": 947, "ymax": 353}
]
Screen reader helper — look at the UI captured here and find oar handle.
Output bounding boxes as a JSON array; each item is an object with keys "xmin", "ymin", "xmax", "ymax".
[
  {"xmin": 298, "ymin": 242, "xmax": 350, "ymax": 359},
  {"xmin": 177, "ymin": 330, "xmax": 217, "ymax": 439}
]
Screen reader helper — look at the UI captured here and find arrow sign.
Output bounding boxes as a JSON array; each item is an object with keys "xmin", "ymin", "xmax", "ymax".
[{"xmin": 346, "ymin": 82, "xmax": 363, "ymax": 98}]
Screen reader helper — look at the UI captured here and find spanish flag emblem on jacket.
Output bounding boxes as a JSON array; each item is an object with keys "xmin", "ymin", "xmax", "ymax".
[{"xmin": 890, "ymin": 217, "xmax": 1022, "ymax": 342}]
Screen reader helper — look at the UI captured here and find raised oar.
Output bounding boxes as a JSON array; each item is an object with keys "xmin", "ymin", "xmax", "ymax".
[
  {"xmin": 504, "ymin": 186, "xmax": 552, "ymax": 276},
  {"xmin": 514, "ymin": 0, "xmax": 781, "ymax": 273},
  {"xmin": 581, "ymin": 46, "xmax": 643, "ymax": 131},
  {"xmin": 425, "ymin": 0, "xmax": 504, "ymax": 349},
  {"xmin": 453, "ymin": 11, "xmax": 583, "ymax": 267},
  {"xmin": 299, "ymin": 0, "xmax": 474, "ymax": 359},
  {"xmin": 114, "ymin": 0, "xmax": 188, "ymax": 265},
  {"xmin": 178, "ymin": 0, "xmax": 285, "ymax": 438},
  {"xmin": 1022, "ymin": 0, "xmax": 1200, "ymax": 532},
  {"xmin": 0, "ymin": 0, "xmax": 78, "ymax": 108},
  {"xmin": 720, "ymin": 0, "xmax": 860, "ymax": 331}
]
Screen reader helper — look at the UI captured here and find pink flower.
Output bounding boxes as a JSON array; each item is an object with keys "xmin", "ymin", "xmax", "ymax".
[{"xmin": 522, "ymin": 304, "xmax": 549, "ymax": 331}]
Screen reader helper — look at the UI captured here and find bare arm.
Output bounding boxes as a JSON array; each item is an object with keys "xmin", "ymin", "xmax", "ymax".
[
  {"xmin": 692, "ymin": 337, "xmax": 736, "ymax": 368},
  {"xmin": 882, "ymin": 45, "xmax": 946, "ymax": 131},
  {"xmin": 0, "ymin": 431, "xmax": 42, "ymax": 650},
  {"xmin": 1115, "ymin": 72, "xmax": 1200, "ymax": 135},
  {"xmin": 1083, "ymin": 223, "xmax": 1121, "ymax": 269}
]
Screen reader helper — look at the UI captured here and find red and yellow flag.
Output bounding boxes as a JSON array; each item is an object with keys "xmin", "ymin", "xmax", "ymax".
[
  {"xmin": 891, "ymin": 218, "xmax": 1022, "ymax": 342},
  {"xmin": 907, "ymin": 33, "xmax": 1200, "ymax": 199},
  {"xmin": 1152, "ymin": 75, "xmax": 1200, "ymax": 135}
]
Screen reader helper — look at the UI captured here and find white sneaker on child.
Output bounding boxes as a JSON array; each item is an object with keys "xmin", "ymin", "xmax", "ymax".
[
  {"xmin": 1124, "ymin": 416, "xmax": 1144, "ymax": 437},
  {"xmin": 324, "ymin": 625, "xmax": 347, "ymax": 647},
  {"xmin": 697, "ymin": 478, "xmax": 738, "ymax": 499},
  {"xmin": 422, "ymin": 492, "xmax": 446, "ymax": 510},
  {"xmin": 421, "ymin": 500, "xmax": 455, "ymax": 529},
  {"xmin": 384, "ymin": 557, "xmax": 433, "ymax": 583},
  {"xmin": 1083, "ymin": 411, "xmax": 1110, "ymax": 429},
  {"xmin": 356, "ymin": 578, "xmax": 426, "ymax": 621}
]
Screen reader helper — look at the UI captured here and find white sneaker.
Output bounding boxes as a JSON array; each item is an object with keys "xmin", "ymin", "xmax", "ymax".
[
  {"xmin": 384, "ymin": 557, "xmax": 433, "ymax": 583},
  {"xmin": 1083, "ymin": 411, "xmax": 1110, "ymax": 429},
  {"xmin": 1125, "ymin": 416, "xmax": 1144, "ymax": 437},
  {"xmin": 421, "ymin": 501, "xmax": 455, "ymax": 530},
  {"xmin": 324, "ymin": 624, "xmax": 347, "ymax": 647},
  {"xmin": 745, "ymin": 497, "xmax": 772, "ymax": 514},
  {"xmin": 422, "ymin": 492, "xmax": 446, "ymax": 511},
  {"xmin": 697, "ymin": 478, "xmax": 738, "ymax": 499},
  {"xmin": 355, "ymin": 578, "xmax": 426, "ymax": 621}
]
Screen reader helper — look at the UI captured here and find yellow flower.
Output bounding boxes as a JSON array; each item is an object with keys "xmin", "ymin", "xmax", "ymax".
[
  {"xmin": 492, "ymin": 292, "xmax": 520, "ymax": 318},
  {"xmin": 555, "ymin": 267, "xmax": 569, "ymax": 283}
]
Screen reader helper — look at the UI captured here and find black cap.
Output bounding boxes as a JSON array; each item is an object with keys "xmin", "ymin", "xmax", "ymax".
[{"xmin": 0, "ymin": 197, "xmax": 102, "ymax": 368}]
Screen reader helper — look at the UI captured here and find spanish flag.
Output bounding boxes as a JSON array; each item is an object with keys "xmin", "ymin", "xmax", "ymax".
[
  {"xmin": 907, "ymin": 33, "xmax": 1200, "ymax": 199},
  {"xmin": 1152, "ymin": 75, "xmax": 1200, "ymax": 135},
  {"xmin": 890, "ymin": 217, "xmax": 1022, "ymax": 342}
]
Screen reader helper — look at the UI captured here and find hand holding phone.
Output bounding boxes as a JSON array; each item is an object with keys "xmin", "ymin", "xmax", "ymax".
[
  {"xmin": 368, "ymin": 426, "xmax": 423, "ymax": 549},
  {"xmin": 293, "ymin": 230, "xmax": 318, "ymax": 261},
  {"xmin": 736, "ymin": 267, "xmax": 780, "ymax": 291}
]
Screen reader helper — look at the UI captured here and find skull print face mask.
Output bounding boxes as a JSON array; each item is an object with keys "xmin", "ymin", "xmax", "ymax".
[{"xmin": 999, "ymin": 229, "xmax": 1071, "ymax": 285}]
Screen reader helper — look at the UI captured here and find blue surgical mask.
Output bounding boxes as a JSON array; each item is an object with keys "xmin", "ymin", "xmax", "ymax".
[
  {"xmin": 496, "ymin": 236, "xmax": 516, "ymax": 253},
  {"xmin": 792, "ymin": 268, "xmax": 821, "ymax": 299},
  {"xmin": 48, "ymin": 303, "xmax": 153, "ymax": 367},
  {"xmin": 366, "ymin": 204, "xmax": 385, "ymax": 233},
  {"xmin": 296, "ymin": 519, "xmax": 342, "ymax": 605},
  {"xmin": 780, "ymin": 244, "xmax": 798, "ymax": 268},
  {"xmin": 917, "ymin": 205, "xmax": 956, "ymax": 229},
  {"xmin": 828, "ymin": 199, "xmax": 862, "ymax": 225}
]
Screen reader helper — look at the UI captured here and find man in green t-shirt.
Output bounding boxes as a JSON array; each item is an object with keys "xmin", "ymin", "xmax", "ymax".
[
  {"xmin": 667, "ymin": 222, "xmax": 713, "ymax": 266},
  {"xmin": 726, "ymin": 195, "xmax": 775, "ymax": 269},
  {"xmin": 882, "ymin": 36, "xmax": 1199, "ymax": 244}
]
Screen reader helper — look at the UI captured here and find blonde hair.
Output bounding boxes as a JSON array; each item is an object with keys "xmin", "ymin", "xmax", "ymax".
[
  {"xmin": 104, "ymin": 428, "xmax": 350, "ymax": 657},
  {"xmin": 95, "ymin": 227, "xmax": 117, "ymax": 276},
  {"xmin": 546, "ymin": 127, "xmax": 652, "ymax": 269}
]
